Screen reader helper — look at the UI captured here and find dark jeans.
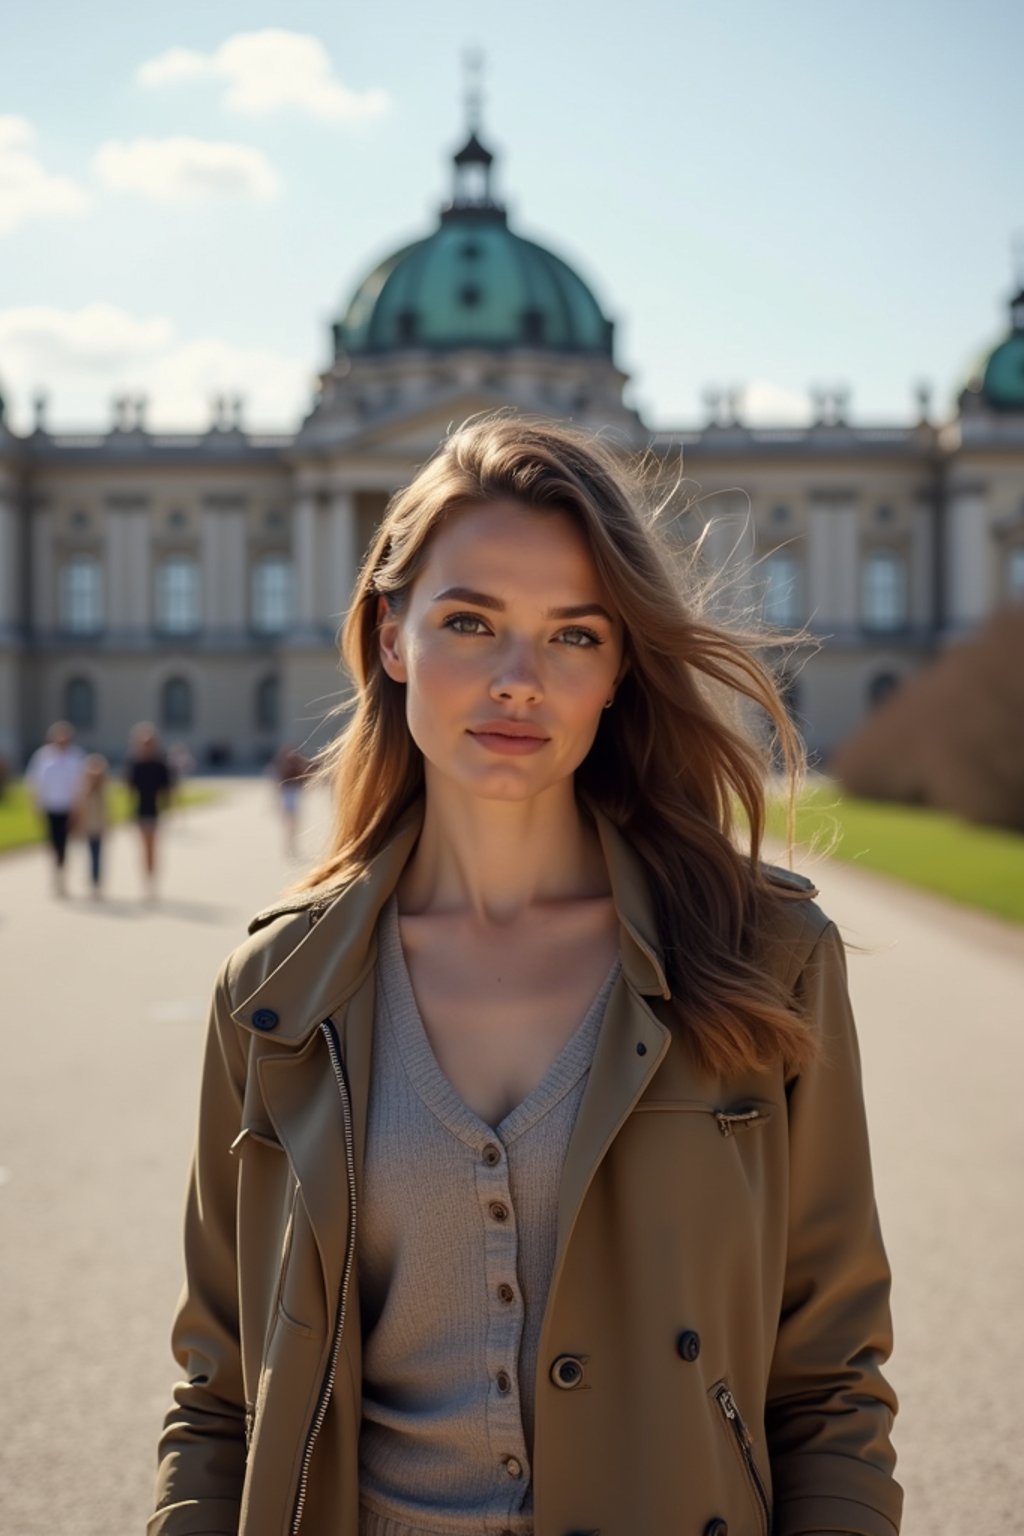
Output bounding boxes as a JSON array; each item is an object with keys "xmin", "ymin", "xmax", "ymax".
[
  {"xmin": 46, "ymin": 811, "xmax": 71, "ymax": 867},
  {"xmin": 87, "ymin": 836, "xmax": 102, "ymax": 886}
]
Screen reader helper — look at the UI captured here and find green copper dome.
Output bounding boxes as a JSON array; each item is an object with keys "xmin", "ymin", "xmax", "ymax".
[
  {"xmin": 332, "ymin": 129, "xmax": 615, "ymax": 360},
  {"xmin": 963, "ymin": 287, "xmax": 1024, "ymax": 412}
]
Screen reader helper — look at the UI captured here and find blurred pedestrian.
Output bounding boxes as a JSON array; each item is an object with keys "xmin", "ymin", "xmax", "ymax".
[
  {"xmin": 125, "ymin": 723, "xmax": 173, "ymax": 900},
  {"xmin": 25, "ymin": 720, "xmax": 86, "ymax": 897},
  {"xmin": 75, "ymin": 754, "xmax": 110, "ymax": 898},
  {"xmin": 271, "ymin": 743, "xmax": 311, "ymax": 856}
]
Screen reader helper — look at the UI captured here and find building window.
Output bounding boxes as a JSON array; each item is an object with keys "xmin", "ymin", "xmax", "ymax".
[
  {"xmin": 60, "ymin": 555, "xmax": 103, "ymax": 634},
  {"xmin": 761, "ymin": 552, "xmax": 802, "ymax": 627},
  {"xmin": 251, "ymin": 557, "xmax": 292, "ymax": 634},
  {"xmin": 161, "ymin": 676, "xmax": 194, "ymax": 731},
  {"xmin": 1007, "ymin": 546, "xmax": 1024, "ymax": 600},
  {"xmin": 64, "ymin": 676, "xmax": 96, "ymax": 730},
  {"xmin": 868, "ymin": 672, "xmax": 900, "ymax": 708},
  {"xmin": 862, "ymin": 551, "xmax": 907, "ymax": 631},
  {"xmin": 156, "ymin": 557, "xmax": 200, "ymax": 634},
  {"xmin": 255, "ymin": 675, "xmax": 280, "ymax": 733}
]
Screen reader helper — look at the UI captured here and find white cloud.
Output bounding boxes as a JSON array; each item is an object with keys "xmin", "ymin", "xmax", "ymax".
[
  {"xmin": 739, "ymin": 379, "xmax": 813, "ymax": 426},
  {"xmin": 137, "ymin": 30, "xmax": 391, "ymax": 121},
  {"xmin": 0, "ymin": 115, "xmax": 91, "ymax": 236},
  {"xmin": 0, "ymin": 304, "xmax": 174, "ymax": 372},
  {"xmin": 0, "ymin": 302, "xmax": 311, "ymax": 432},
  {"xmin": 94, "ymin": 136, "xmax": 279, "ymax": 202}
]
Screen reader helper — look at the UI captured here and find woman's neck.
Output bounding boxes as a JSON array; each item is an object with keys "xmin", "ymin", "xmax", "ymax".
[{"xmin": 397, "ymin": 775, "xmax": 609, "ymax": 924}]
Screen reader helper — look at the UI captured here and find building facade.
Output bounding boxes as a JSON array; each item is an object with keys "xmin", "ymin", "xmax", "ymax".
[{"xmin": 1, "ymin": 124, "xmax": 1022, "ymax": 769}]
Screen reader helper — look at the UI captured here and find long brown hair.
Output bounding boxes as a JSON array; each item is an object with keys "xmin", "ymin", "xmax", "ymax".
[{"xmin": 295, "ymin": 412, "xmax": 814, "ymax": 1076}]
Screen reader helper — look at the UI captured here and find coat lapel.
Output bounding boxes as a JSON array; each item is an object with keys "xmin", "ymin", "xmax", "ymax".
[{"xmin": 234, "ymin": 797, "xmax": 690, "ymax": 1304}]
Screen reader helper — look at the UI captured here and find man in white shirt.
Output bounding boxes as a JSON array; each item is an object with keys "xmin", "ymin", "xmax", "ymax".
[{"xmin": 26, "ymin": 720, "xmax": 87, "ymax": 896}]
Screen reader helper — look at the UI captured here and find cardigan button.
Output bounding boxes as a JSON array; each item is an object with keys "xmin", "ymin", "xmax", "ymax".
[
  {"xmin": 550, "ymin": 1353, "xmax": 585, "ymax": 1389},
  {"xmin": 676, "ymin": 1329, "xmax": 701, "ymax": 1362},
  {"xmin": 703, "ymin": 1520, "xmax": 728, "ymax": 1536},
  {"xmin": 251, "ymin": 1008, "xmax": 279, "ymax": 1031}
]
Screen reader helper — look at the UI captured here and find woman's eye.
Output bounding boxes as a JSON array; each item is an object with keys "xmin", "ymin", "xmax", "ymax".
[
  {"xmin": 559, "ymin": 626, "xmax": 602, "ymax": 648},
  {"xmin": 443, "ymin": 612, "xmax": 491, "ymax": 636}
]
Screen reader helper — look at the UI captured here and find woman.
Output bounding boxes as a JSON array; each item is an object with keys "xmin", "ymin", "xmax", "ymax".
[
  {"xmin": 75, "ymin": 752, "xmax": 110, "ymax": 897},
  {"xmin": 150, "ymin": 416, "xmax": 901, "ymax": 1536},
  {"xmin": 126, "ymin": 723, "xmax": 172, "ymax": 899}
]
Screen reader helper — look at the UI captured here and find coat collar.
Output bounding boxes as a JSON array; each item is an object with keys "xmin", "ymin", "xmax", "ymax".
[{"xmin": 231, "ymin": 798, "xmax": 671, "ymax": 1043}]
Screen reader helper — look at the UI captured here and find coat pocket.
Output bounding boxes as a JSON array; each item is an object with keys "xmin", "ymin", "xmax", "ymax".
[
  {"xmin": 709, "ymin": 1378, "xmax": 771, "ymax": 1536},
  {"xmin": 632, "ymin": 1097, "xmax": 775, "ymax": 1136}
]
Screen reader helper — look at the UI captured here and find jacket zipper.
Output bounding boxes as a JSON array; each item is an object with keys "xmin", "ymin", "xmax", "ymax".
[
  {"xmin": 714, "ymin": 1107, "xmax": 763, "ymax": 1137},
  {"xmin": 712, "ymin": 1382, "xmax": 770, "ymax": 1534},
  {"xmin": 289, "ymin": 1019, "xmax": 358, "ymax": 1536}
]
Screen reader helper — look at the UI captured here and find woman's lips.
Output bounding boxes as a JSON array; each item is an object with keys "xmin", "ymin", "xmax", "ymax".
[{"xmin": 468, "ymin": 730, "xmax": 549, "ymax": 756}]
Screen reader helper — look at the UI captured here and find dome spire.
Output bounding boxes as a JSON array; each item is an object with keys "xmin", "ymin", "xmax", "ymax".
[
  {"xmin": 1011, "ymin": 229, "xmax": 1024, "ymax": 332},
  {"xmin": 443, "ymin": 48, "xmax": 504, "ymax": 222}
]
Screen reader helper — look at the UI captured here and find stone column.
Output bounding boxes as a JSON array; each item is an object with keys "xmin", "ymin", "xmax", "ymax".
[
  {"xmin": 807, "ymin": 501, "xmax": 858, "ymax": 634},
  {"xmin": 0, "ymin": 481, "xmax": 21, "ymax": 635},
  {"xmin": 326, "ymin": 488, "xmax": 359, "ymax": 633},
  {"xmin": 201, "ymin": 506, "xmax": 247, "ymax": 633},
  {"xmin": 107, "ymin": 506, "xmax": 151, "ymax": 636},
  {"xmin": 910, "ymin": 500, "xmax": 935, "ymax": 629},
  {"xmin": 30, "ymin": 501, "xmax": 53, "ymax": 635},
  {"xmin": 947, "ymin": 490, "xmax": 989, "ymax": 630},
  {"xmin": 292, "ymin": 490, "xmax": 320, "ymax": 636}
]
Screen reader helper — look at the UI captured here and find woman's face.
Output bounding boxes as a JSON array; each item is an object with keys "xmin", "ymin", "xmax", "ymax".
[{"xmin": 377, "ymin": 499, "xmax": 626, "ymax": 804}]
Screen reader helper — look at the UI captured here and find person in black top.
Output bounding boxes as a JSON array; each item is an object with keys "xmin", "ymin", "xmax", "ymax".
[{"xmin": 125, "ymin": 722, "xmax": 173, "ymax": 900}]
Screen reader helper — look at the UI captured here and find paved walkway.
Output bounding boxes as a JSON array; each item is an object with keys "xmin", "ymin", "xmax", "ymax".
[{"xmin": 0, "ymin": 779, "xmax": 1021, "ymax": 1533}]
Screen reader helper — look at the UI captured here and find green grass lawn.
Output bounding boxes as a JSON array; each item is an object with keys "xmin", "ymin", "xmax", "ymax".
[
  {"xmin": 765, "ymin": 782, "xmax": 1024, "ymax": 925},
  {"xmin": 0, "ymin": 779, "xmax": 218, "ymax": 854}
]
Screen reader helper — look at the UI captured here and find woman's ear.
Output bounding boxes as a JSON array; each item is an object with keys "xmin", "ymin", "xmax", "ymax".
[{"xmin": 376, "ymin": 594, "xmax": 408, "ymax": 683}]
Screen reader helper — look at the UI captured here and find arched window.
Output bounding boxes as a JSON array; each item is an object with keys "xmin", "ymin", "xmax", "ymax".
[
  {"xmin": 868, "ymin": 672, "xmax": 900, "ymax": 708},
  {"xmin": 161, "ymin": 676, "xmax": 193, "ymax": 731},
  {"xmin": 761, "ymin": 552, "xmax": 801, "ymax": 627},
  {"xmin": 862, "ymin": 551, "xmax": 907, "ymax": 631},
  {"xmin": 1007, "ymin": 546, "xmax": 1024, "ymax": 600},
  {"xmin": 60, "ymin": 556, "xmax": 103, "ymax": 634},
  {"xmin": 156, "ymin": 558, "xmax": 200, "ymax": 634},
  {"xmin": 63, "ymin": 676, "xmax": 96, "ymax": 730},
  {"xmin": 255, "ymin": 675, "xmax": 280, "ymax": 733},
  {"xmin": 251, "ymin": 557, "xmax": 292, "ymax": 634}
]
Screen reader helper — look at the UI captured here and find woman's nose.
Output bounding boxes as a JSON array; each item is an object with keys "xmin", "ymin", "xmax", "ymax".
[{"xmin": 489, "ymin": 644, "xmax": 543, "ymax": 704}]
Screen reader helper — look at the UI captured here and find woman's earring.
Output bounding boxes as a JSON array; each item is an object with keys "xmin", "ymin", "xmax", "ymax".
[{"xmin": 603, "ymin": 697, "xmax": 614, "ymax": 709}]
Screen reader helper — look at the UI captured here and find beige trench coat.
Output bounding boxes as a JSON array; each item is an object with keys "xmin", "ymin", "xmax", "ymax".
[{"xmin": 149, "ymin": 802, "xmax": 902, "ymax": 1536}]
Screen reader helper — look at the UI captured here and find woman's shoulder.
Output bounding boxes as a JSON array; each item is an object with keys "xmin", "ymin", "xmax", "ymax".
[
  {"xmin": 754, "ymin": 862, "xmax": 835, "ymax": 992},
  {"xmin": 217, "ymin": 884, "xmax": 348, "ymax": 1005}
]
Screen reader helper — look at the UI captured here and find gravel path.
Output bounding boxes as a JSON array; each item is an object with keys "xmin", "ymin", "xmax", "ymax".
[{"xmin": 0, "ymin": 779, "xmax": 1020, "ymax": 1534}]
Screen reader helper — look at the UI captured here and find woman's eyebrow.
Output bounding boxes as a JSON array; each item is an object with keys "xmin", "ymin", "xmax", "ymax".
[{"xmin": 431, "ymin": 585, "xmax": 614, "ymax": 623}]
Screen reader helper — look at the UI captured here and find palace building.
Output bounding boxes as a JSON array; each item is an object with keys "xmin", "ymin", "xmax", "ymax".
[{"xmin": 1, "ymin": 118, "xmax": 1022, "ymax": 769}]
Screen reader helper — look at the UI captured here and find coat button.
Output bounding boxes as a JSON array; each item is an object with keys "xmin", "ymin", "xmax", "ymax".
[
  {"xmin": 251, "ymin": 1008, "xmax": 279, "ymax": 1031},
  {"xmin": 676, "ymin": 1329, "xmax": 701, "ymax": 1362},
  {"xmin": 482, "ymin": 1142, "xmax": 502, "ymax": 1166},
  {"xmin": 504, "ymin": 1455, "xmax": 523, "ymax": 1478},
  {"xmin": 550, "ymin": 1354, "xmax": 585, "ymax": 1389},
  {"xmin": 489, "ymin": 1201, "xmax": 510, "ymax": 1222},
  {"xmin": 703, "ymin": 1520, "xmax": 728, "ymax": 1536},
  {"xmin": 496, "ymin": 1369, "xmax": 512, "ymax": 1393}
]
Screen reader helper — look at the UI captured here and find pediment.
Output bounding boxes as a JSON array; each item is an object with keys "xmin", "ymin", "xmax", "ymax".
[{"xmin": 296, "ymin": 384, "xmax": 544, "ymax": 464}]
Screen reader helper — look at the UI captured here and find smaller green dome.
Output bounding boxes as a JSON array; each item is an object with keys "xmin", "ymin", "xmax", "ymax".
[
  {"xmin": 332, "ymin": 127, "xmax": 614, "ymax": 361},
  {"xmin": 964, "ymin": 287, "xmax": 1024, "ymax": 411}
]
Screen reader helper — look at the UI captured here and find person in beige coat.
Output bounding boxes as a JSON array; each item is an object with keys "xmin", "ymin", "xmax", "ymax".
[{"xmin": 150, "ymin": 416, "xmax": 902, "ymax": 1536}]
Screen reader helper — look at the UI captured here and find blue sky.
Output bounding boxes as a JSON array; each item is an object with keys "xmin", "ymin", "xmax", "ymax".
[{"xmin": 1, "ymin": 0, "xmax": 1020, "ymax": 434}]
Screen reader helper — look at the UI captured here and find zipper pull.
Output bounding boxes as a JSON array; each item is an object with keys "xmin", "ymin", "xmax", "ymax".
[
  {"xmin": 715, "ymin": 1108, "xmax": 761, "ymax": 1137},
  {"xmin": 716, "ymin": 1385, "xmax": 737, "ymax": 1418}
]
